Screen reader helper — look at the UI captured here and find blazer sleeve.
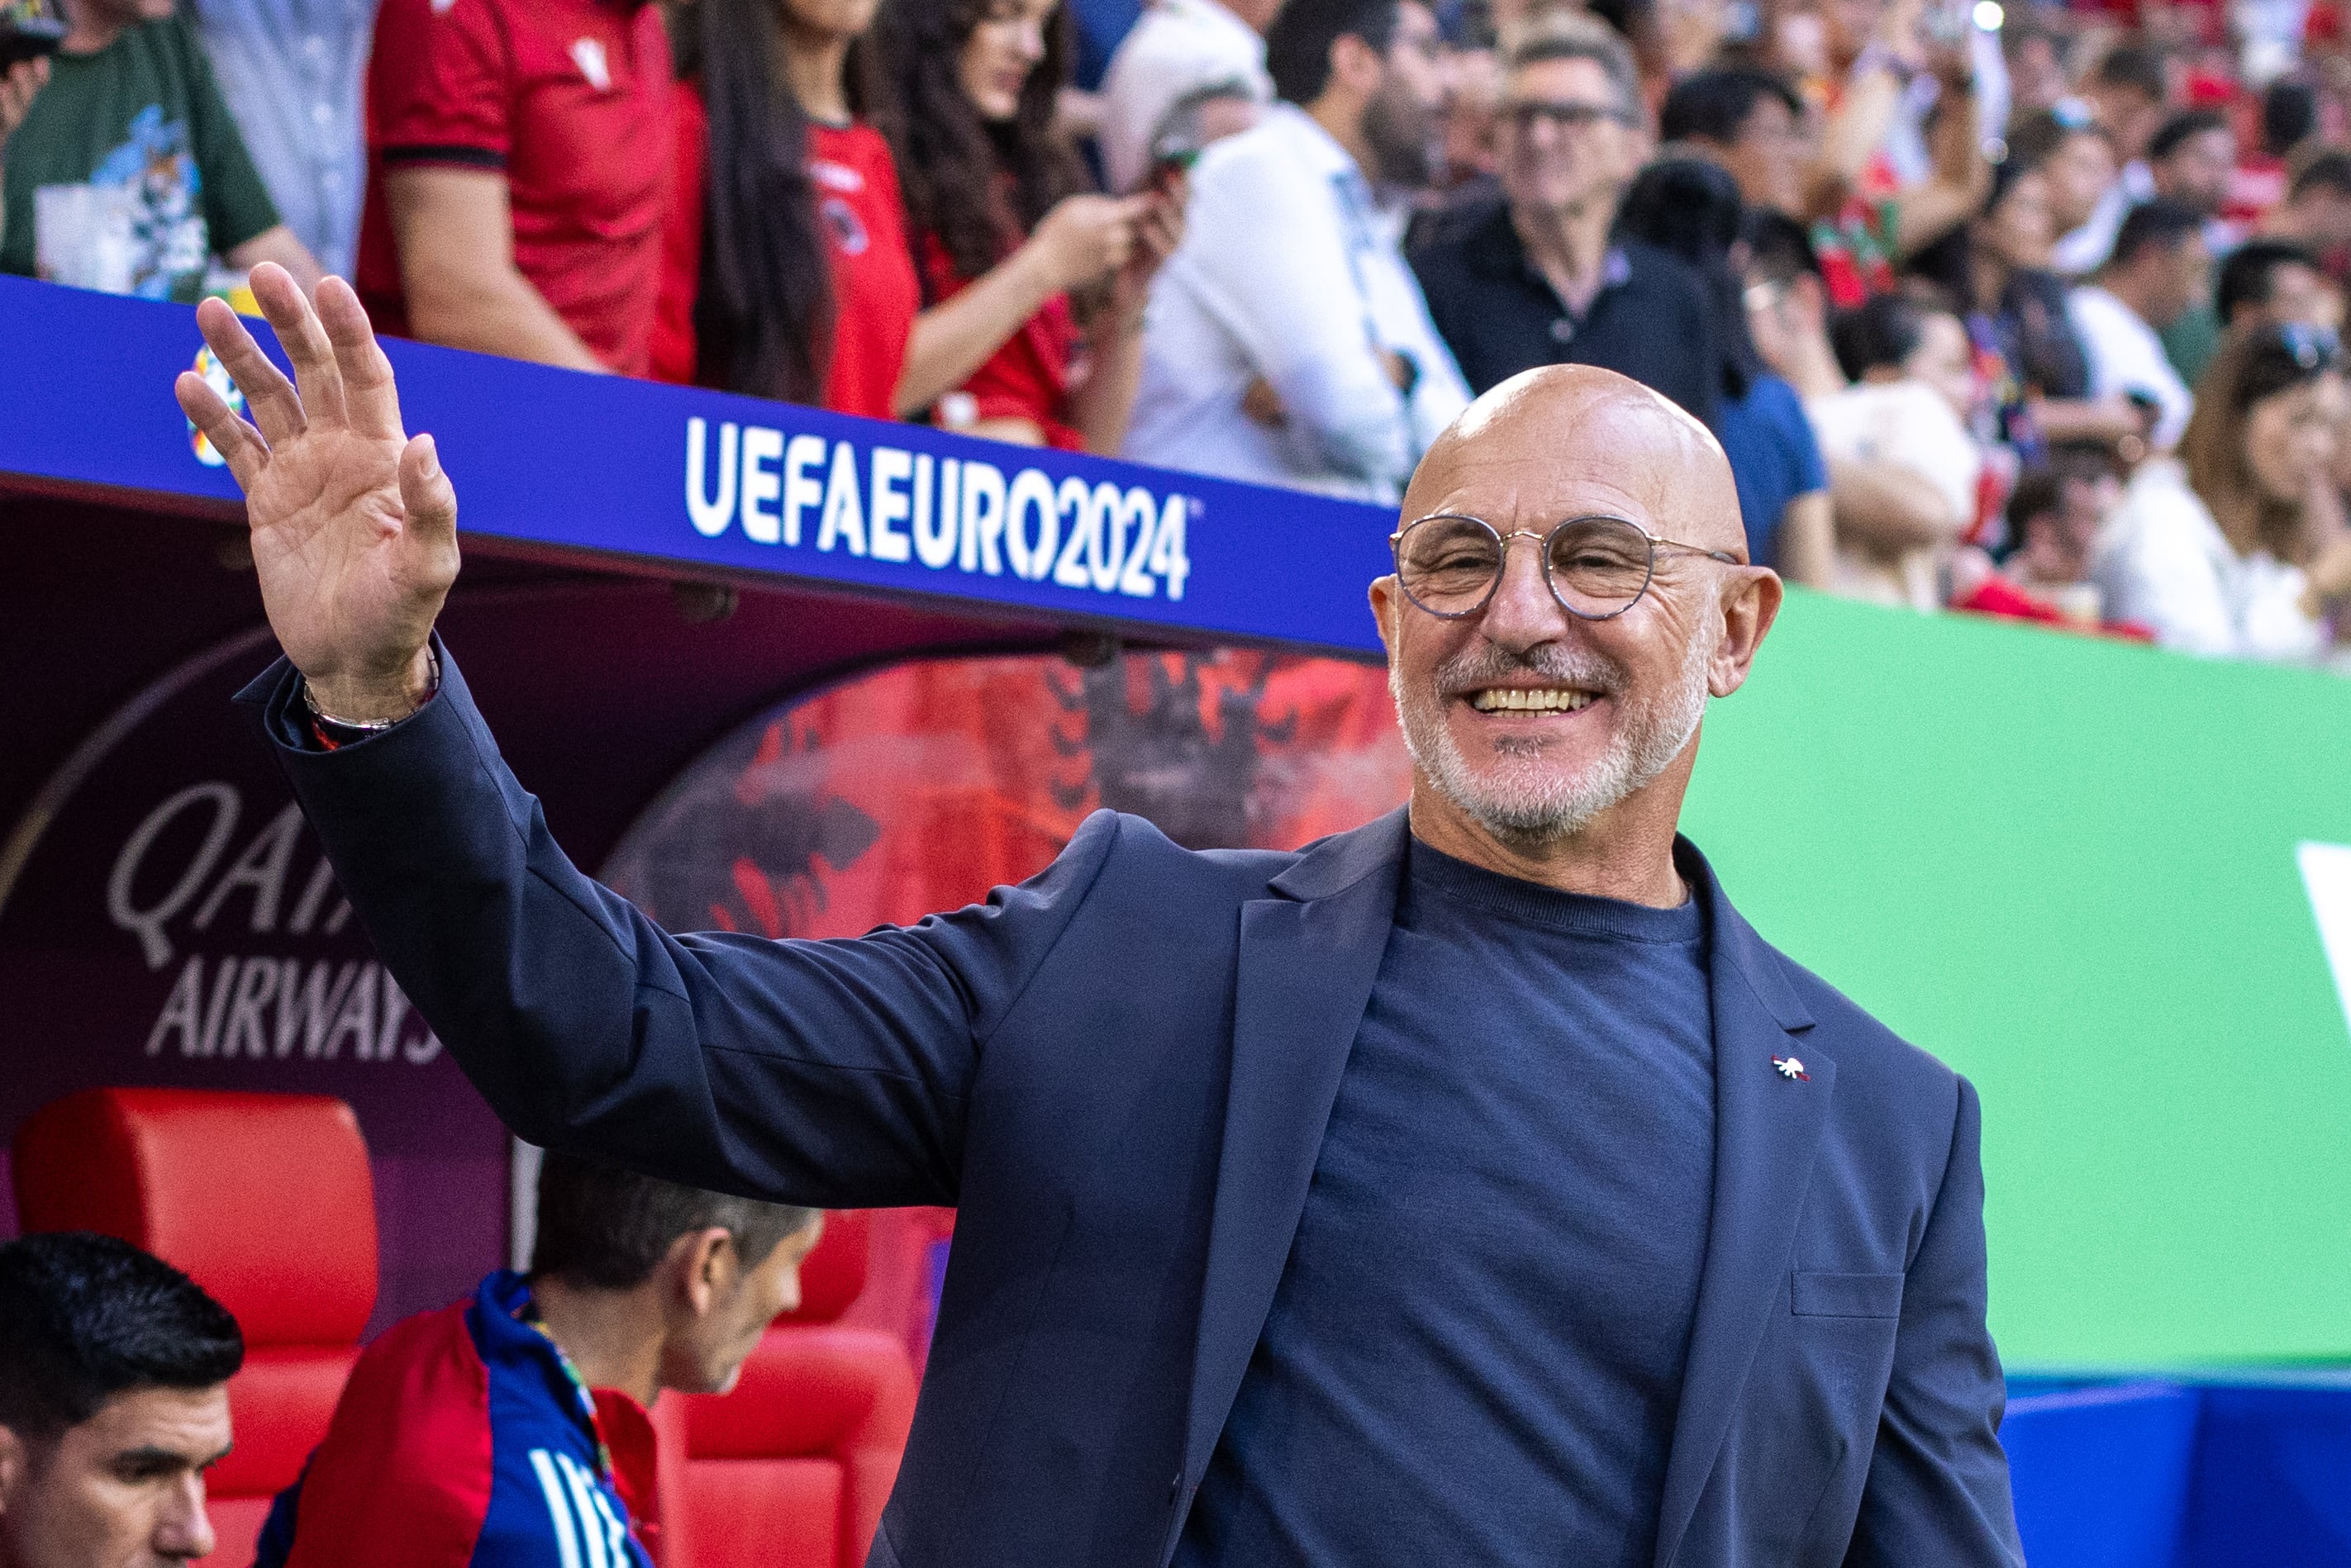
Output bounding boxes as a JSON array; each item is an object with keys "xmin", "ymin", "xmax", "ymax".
[
  {"xmin": 236, "ymin": 639, "xmax": 1119, "ymax": 1209},
  {"xmin": 1843, "ymin": 1075, "xmax": 2025, "ymax": 1568}
]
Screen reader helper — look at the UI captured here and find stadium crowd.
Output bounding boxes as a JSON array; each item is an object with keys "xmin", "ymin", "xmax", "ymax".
[{"xmin": 6, "ymin": 0, "xmax": 2351, "ymax": 664}]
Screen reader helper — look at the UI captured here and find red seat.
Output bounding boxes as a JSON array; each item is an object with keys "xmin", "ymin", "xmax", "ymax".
[
  {"xmin": 658, "ymin": 1210, "xmax": 917, "ymax": 1568},
  {"xmin": 12, "ymin": 1089, "xmax": 377, "ymax": 1567}
]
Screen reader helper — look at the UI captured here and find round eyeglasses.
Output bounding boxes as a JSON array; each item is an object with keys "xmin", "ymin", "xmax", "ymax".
[{"xmin": 1390, "ymin": 513, "xmax": 1741, "ymax": 622}]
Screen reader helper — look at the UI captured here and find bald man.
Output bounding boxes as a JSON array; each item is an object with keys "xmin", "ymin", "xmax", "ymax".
[{"xmin": 183, "ymin": 267, "xmax": 2022, "ymax": 1568}]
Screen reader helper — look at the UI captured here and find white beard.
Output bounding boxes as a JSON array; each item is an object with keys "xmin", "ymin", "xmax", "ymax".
[{"xmin": 1391, "ymin": 596, "xmax": 1716, "ymax": 845}]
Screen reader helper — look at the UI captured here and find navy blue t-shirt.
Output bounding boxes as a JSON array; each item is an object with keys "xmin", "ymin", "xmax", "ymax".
[
  {"xmin": 1715, "ymin": 373, "xmax": 1826, "ymax": 568},
  {"xmin": 1177, "ymin": 839, "xmax": 1717, "ymax": 1568}
]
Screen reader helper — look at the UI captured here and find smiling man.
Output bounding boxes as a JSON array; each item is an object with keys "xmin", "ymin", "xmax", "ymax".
[
  {"xmin": 0, "ymin": 1233, "xmax": 242, "ymax": 1568},
  {"xmin": 182, "ymin": 266, "xmax": 2023, "ymax": 1567}
]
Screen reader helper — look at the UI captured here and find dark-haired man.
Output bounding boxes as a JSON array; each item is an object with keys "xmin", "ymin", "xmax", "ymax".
[
  {"xmin": 1126, "ymin": 0, "xmax": 1469, "ymax": 501},
  {"xmin": 2147, "ymin": 107, "xmax": 2237, "ymax": 245},
  {"xmin": 251, "ymin": 1153, "xmax": 821, "ymax": 1568},
  {"xmin": 2069, "ymin": 199, "xmax": 2206, "ymax": 450},
  {"xmin": 2053, "ymin": 45, "xmax": 2166, "ymax": 274},
  {"xmin": 1410, "ymin": 18, "xmax": 1718, "ymax": 417},
  {"xmin": 2258, "ymin": 147, "xmax": 2351, "ymax": 273},
  {"xmin": 0, "ymin": 1232, "xmax": 244, "ymax": 1568},
  {"xmin": 2216, "ymin": 238, "xmax": 2338, "ymax": 334}
]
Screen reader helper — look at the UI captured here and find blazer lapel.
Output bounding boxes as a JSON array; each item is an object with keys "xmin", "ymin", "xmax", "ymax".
[
  {"xmin": 1177, "ymin": 810, "xmax": 1409, "ymax": 1497},
  {"xmin": 1653, "ymin": 845, "xmax": 1833, "ymax": 1568}
]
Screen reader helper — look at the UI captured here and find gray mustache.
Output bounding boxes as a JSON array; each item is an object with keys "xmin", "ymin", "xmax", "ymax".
[{"xmin": 1431, "ymin": 643, "xmax": 1626, "ymax": 698}]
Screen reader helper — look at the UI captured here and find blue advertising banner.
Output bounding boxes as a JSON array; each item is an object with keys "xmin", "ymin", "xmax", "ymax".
[{"xmin": 0, "ymin": 277, "xmax": 1393, "ymax": 658}]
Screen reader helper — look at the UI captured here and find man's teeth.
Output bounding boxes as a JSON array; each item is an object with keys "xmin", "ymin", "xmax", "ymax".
[{"xmin": 1468, "ymin": 687, "xmax": 1596, "ymax": 713}]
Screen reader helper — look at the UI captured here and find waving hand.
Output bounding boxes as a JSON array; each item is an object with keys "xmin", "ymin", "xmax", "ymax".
[{"xmin": 174, "ymin": 264, "xmax": 456, "ymax": 720}]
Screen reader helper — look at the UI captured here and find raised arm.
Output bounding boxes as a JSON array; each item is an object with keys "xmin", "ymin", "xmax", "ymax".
[{"xmin": 173, "ymin": 267, "xmax": 1089, "ymax": 1205}]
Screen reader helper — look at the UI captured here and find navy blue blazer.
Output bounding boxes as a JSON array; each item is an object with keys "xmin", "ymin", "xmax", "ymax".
[{"xmin": 245, "ymin": 647, "xmax": 2022, "ymax": 1568}]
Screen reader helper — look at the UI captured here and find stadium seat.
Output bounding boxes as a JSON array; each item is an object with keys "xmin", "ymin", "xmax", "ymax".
[
  {"xmin": 659, "ymin": 1209, "xmax": 918, "ymax": 1568},
  {"xmin": 12, "ymin": 1088, "xmax": 377, "ymax": 1566}
]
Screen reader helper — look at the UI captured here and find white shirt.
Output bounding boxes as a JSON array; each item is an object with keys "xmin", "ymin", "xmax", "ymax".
[
  {"xmin": 1097, "ymin": 0, "xmax": 1271, "ymax": 196},
  {"xmin": 2094, "ymin": 457, "xmax": 2325, "ymax": 662},
  {"xmin": 1122, "ymin": 105, "xmax": 1472, "ymax": 503},
  {"xmin": 2068, "ymin": 284, "xmax": 2193, "ymax": 451}
]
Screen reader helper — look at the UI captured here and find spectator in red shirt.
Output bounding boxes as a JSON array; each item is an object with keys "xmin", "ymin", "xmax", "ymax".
[
  {"xmin": 654, "ymin": 0, "xmax": 920, "ymax": 417},
  {"xmin": 871, "ymin": 0, "xmax": 1183, "ymax": 453},
  {"xmin": 357, "ymin": 0, "xmax": 674, "ymax": 374}
]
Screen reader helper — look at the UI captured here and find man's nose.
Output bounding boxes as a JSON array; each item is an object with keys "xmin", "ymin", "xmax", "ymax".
[
  {"xmin": 1478, "ymin": 535, "xmax": 1570, "ymax": 649},
  {"xmin": 154, "ymin": 1473, "xmax": 216, "ymax": 1560}
]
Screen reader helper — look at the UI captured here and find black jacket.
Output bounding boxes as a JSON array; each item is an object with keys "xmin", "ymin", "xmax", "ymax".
[{"xmin": 1412, "ymin": 197, "xmax": 1724, "ymax": 425}]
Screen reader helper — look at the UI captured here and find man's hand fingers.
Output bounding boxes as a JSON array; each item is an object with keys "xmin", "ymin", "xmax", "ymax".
[
  {"xmin": 397, "ymin": 434, "xmax": 458, "ymax": 546},
  {"xmin": 175, "ymin": 369, "xmax": 269, "ymax": 492},
  {"xmin": 251, "ymin": 262, "xmax": 349, "ymax": 430},
  {"xmin": 195, "ymin": 294, "xmax": 306, "ymax": 447},
  {"xmin": 317, "ymin": 277, "xmax": 406, "ymax": 442}
]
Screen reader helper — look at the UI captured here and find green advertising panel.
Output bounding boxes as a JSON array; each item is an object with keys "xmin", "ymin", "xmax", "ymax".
[{"xmin": 1682, "ymin": 590, "xmax": 2351, "ymax": 1373}]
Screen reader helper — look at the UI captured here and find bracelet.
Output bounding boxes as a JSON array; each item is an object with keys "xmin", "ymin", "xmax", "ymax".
[{"xmin": 301, "ymin": 644, "xmax": 441, "ymax": 735}]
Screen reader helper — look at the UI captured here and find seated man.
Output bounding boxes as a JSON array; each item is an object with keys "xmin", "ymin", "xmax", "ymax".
[
  {"xmin": 0, "ymin": 0, "xmax": 321, "ymax": 300},
  {"xmin": 0, "ymin": 1231, "xmax": 245, "ymax": 1568},
  {"xmin": 254, "ymin": 1152, "xmax": 821, "ymax": 1568}
]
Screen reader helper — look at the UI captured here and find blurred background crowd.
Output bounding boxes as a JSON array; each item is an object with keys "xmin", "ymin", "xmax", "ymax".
[{"xmin": 8, "ymin": 0, "xmax": 2351, "ymax": 668}]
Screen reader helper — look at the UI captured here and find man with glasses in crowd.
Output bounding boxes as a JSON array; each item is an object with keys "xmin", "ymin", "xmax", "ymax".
[
  {"xmin": 180, "ymin": 258, "xmax": 2023, "ymax": 1566},
  {"xmin": 1410, "ymin": 17, "xmax": 1723, "ymax": 424}
]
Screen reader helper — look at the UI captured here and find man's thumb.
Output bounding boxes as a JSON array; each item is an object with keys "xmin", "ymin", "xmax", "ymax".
[{"xmin": 398, "ymin": 434, "xmax": 458, "ymax": 540}]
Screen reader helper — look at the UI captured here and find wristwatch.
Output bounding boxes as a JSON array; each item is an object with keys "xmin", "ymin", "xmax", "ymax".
[{"xmin": 300, "ymin": 646, "xmax": 441, "ymax": 748}]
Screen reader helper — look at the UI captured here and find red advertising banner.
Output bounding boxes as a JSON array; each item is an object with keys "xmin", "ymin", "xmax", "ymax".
[{"xmin": 602, "ymin": 649, "xmax": 1411, "ymax": 939}]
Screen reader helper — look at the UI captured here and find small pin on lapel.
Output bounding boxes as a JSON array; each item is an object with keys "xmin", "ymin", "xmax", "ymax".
[{"xmin": 1773, "ymin": 1055, "xmax": 1809, "ymax": 1081}]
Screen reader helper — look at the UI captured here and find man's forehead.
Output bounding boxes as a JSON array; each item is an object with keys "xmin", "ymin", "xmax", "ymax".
[
  {"xmin": 1414, "ymin": 454, "xmax": 1673, "ymax": 530},
  {"xmin": 1508, "ymin": 55, "xmax": 1611, "ymax": 97},
  {"xmin": 79, "ymin": 1385, "xmax": 233, "ymax": 1453},
  {"xmin": 1403, "ymin": 373, "xmax": 1744, "ymax": 550}
]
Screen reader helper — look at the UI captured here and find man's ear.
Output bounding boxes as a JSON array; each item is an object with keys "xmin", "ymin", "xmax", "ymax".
[
  {"xmin": 0, "ymin": 1423, "xmax": 26, "ymax": 1516},
  {"xmin": 1325, "ymin": 31, "xmax": 1384, "ymax": 102},
  {"xmin": 1709, "ymin": 568, "xmax": 1783, "ymax": 698},
  {"xmin": 1368, "ymin": 573, "xmax": 1401, "ymax": 661},
  {"xmin": 1792, "ymin": 273, "xmax": 1826, "ymax": 330},
  {"xmin": 668, "ymin": 1228, "xmax": 736, "ymax": 1319}
]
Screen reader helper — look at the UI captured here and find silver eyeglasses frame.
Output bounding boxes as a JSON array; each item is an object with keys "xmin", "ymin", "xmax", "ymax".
[{"xmin": 1388, "ymin": 512, "xmax": 1742, "ymax": 623}]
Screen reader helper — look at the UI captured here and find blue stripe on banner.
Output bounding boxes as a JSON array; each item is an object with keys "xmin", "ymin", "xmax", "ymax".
[{"xmin": 0, "ymin": 276, "xmax": 1392, "ymax": 659}]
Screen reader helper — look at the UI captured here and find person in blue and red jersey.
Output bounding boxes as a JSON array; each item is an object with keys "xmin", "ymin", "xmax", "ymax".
[
  {"xmin": 251, "ymin": 1153, "xmax": 821, "ymax": 1568},
  {"xmin": 357, "ymin": 0, "xmax": 674, "ymax": 375}
]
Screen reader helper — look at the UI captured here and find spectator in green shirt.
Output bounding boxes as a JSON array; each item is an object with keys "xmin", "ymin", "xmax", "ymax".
[{"xmin": 0, "ymin": 0, "xmax": 317, "ymax": 302}]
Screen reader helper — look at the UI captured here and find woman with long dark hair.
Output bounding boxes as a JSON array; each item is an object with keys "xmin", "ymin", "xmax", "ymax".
[
  {"xmin": 870, "ymin": 0, "xmax": 1183, "ymax": 452},
  {"xmin": 656, "ymin": 0, "xmax": 916, "ymax": 415},
  {"xmin": 1616, "ymin": 154, "xmax": 1832, "ymax": 583}
]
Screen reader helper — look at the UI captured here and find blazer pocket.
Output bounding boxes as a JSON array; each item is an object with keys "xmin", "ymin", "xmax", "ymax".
[{"xmin": 1791, "ymin": 1270, "xmax": 1906, "ymax": 1319}]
